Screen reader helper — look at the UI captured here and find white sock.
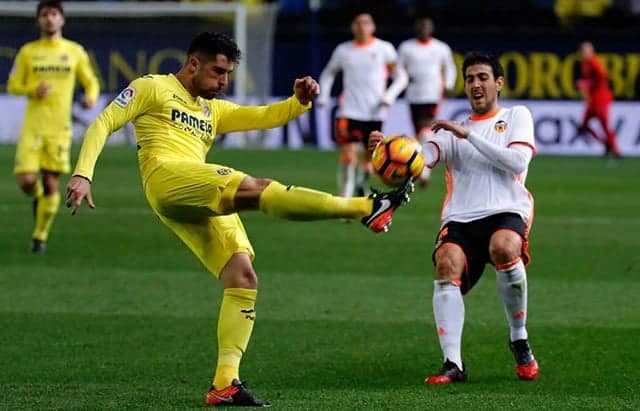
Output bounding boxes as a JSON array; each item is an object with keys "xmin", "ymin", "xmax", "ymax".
[
  {"xmin": 355, "ymin": 164, "xmax": 371, "ymax": 195},
  {"xmin": 433, "ymin": 280, "xmax": 464, "ymax": 370},
  {"xmin": 496, "ymin": 259, "xmax": 528, "ymax": 342},
  {"xmin": 337, "ymin": 163, "xmax": 355, "ymax": 198}
]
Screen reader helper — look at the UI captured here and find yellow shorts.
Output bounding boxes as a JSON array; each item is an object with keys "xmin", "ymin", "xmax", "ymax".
[
  {"xmin": 144, "ymin": 160, "xmax": 254, "ymax": 278},
  {"xmin": 14, "ymin": 129, "xmax": 72, "ymax": 174}
]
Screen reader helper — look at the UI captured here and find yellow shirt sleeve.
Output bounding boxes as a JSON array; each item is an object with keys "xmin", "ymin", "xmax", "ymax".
[
  {"xmin": 215, "ymin": 96, "xmax": 311, "ymax": 135},
  {"xmin": 75, "ymin": 46, "xmax": 100, "ymax": 104},
  {"xmin": 74, "ymin": 77, "xmax": 158, "ymax": 180},
  {"xmin": 6, "ymin": 46, "xmax": 36, "ymax": 97}
]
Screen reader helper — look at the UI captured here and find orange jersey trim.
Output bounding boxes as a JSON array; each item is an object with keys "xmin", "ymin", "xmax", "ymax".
[
  {"xmin": 470, "ymin": 108, "xmax": 501, "ymax": 121},
  {"xmin": 508, "ymin": 141, "xmax": 537, "ymax": 155}
]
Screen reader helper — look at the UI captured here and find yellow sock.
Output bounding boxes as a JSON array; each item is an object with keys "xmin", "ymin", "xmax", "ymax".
[
  {"xmin": 32, "ymin": 192, "xmax": 60, "ymax": 241},
  {"xmin": 213, "ymin": 288, "xmax": 257, "ymax": 389},
  {"xmin": 259, "ymin": 181, "xmax": 372, "ymax": 221}
]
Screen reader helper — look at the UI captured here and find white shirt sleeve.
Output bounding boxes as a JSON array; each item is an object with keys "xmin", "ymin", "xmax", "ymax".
[
  {"xmin": 318, "ymin": 46, "xmax": 342, "ymax": 105},
  {"xmin": 467, "ymin": 132, "xmax": 533, "ymax": 174},
  {"xmin": 443, "ymin": 44, "xmax": 457, "ymax": 91},
  {"xmin": 382, "ymin": 43, "xmax": 408, "ymax": 105},
  {"xmin": 507, "ymin": 105, "xmax": 536, "ymax": 152},
  {"xmin": 422, "ymin": 130, "xmax": 452, "ymax": 168}
]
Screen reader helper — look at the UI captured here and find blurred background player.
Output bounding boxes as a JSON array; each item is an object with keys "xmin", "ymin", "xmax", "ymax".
[
  {"xmin": 370, "ymin": 51, "xmax": 539, "ymax": 384},
  {"xmin": 318, "ymin": 12, "xmax": 408, "ymax": 197},
  {"xmin": 7, "ymin": 0, "xmax": 99, "ymax": 253},
  {"xmin": 397, "ymin": 17, "xmax": 456, "ymax": 187},
  {"xmin": 576, "ymin": 41, "xmax": 621, "ymax": 161},
  {"xmin": 65, "ymin": 32, "xmax": 412, "ymax": 407}
]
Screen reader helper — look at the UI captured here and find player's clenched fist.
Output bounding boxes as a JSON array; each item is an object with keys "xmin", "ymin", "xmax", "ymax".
[{"xmin": 293, "ymin": 76, "xmax": 320, "ymax": 105}]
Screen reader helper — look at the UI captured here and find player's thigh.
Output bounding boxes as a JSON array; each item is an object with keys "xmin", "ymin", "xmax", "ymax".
[
  {"xmin": 432, "ymin": 222, "xmax": 487, "ymax": 294},
  {"xmin": 40, "ymin": 133, "xmax": 72, "ymax": 174},
  {"xmin": 158, "ymin": 212, "xmax": 254, "ymax": 278},
  {"xmin": 410, "ymin": 103, "xmax": 438, "ymax": 134},
  {"xmin": 14, "ymin": 130, "xmax": 42, "ymax": 174},
  {"xmin": 145, "ymin": 161, "xmax": 247, "ymax": 219},
  {"xmin": 357, "ymin": 120, "xmax": 383, "ymax": 157},
  {"xmin": 488, "ymin": 213, "xmax": 531, "ymax": 266}
]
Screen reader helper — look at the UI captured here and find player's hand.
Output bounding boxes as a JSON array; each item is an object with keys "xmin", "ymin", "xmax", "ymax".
[
  {"xmin": 35, "ymin": 82, "xmax": 51, "ymax": 99},
  {"xmin": 431, "ymin": 119, "xmax": 470, "ymax": 139},
  {"xmin": 293, "ymin": 76, "xmax": 320, "ymax": 105},
  {"xmin": 65, "ymin": 175, "xmax": 95, "ymax": 215},
  {"xmin": 368, "ymin": 131, "xmax": 384, "ymax": 152},
  {"xmin": 81, "ymin": 96, "xmax": 96, "ymax": 109}
]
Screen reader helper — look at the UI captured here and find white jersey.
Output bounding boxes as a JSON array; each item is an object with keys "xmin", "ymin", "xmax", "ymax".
[
  {"xmin": 397, "ymin": 37, "xmax": 456, "ymax": 104},
  {"xmin": 318, "ymin": 38, "xmax": 406, "ymax": 121},
  {"xmin": 428, "ymin": 106, "xmax": 535, "ymax": 226}
]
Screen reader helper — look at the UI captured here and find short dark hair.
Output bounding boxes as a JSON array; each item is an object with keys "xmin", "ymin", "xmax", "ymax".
[
  {"xmin": 37, "ymin": 0, "xmax": 64, "ymax": 17},
  {"xmin": 462, "ymin": 51, "xmax": 504, "ymax": 80},
  {"xmin": 187, "ymin": 32, "xmax": 241, "ymax": 63}
]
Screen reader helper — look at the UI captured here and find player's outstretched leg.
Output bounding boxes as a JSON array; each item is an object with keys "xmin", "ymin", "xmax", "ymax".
[
  {"xmin": 205, "ymin": 379, "xmax": 270, "ymax": 407},
  {"xmin": 361, "ymin": 178, "xmax": 415, "ymax": 233},
  {"xmin": 510, "ymin": 339, "xmax": 539, "ymax": 380},
  {"xmin": 258, "ymin": 179, "xmax": 413, "ymax": 233}
]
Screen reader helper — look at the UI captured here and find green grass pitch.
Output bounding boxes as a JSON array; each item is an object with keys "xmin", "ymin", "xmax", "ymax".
[{"xmin": 0, "ymin": 144, "xmax": 639, "ymax": 410}]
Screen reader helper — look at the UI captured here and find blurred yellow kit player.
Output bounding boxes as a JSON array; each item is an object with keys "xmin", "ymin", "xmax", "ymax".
[
  {"xmin": 7, "ymin": 0, "xmax": 99, "ymax": 253},
  {"xmin": 65, "ymin": 32, "xmax": 412, "ymax": 406}
]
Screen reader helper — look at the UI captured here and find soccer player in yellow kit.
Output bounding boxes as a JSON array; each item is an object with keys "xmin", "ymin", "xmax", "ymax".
[
  {"xmin": 8, "ymin": 0, "xmax": 100, "ymax": 253},
  {"xmin": 65, "ymin": 32, "xmax": 412, "ymax": 407}
]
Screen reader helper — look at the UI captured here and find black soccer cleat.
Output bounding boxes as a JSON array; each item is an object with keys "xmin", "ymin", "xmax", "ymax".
[
  {"xmin": 510, "ymin": 339, "xmax": 539, "ymax": 380},
  {"xmin": 425, "ymin": 359, "xmax": 468, "ymax": 384},
  {"xmin": 361, "ymin": 178, "xmax": 414, "ymax": 233},
  {"xmin": 205, "ymin": 379, "xmax": 270, "ymax": 407},
  {"xmin": 31, "ymin": 239, "xmax": 46, "ymax": 254}
]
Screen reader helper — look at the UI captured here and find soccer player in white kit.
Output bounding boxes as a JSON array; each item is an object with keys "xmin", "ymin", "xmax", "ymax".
[
  {"xmin": 397, "ymin": 17, "xmax": 456, "ymax": 187},
  {"xmin": 318, "ymin": 12, "xmax": 407, "ymax": 197},
  {"xmin": 371, "ymin": 51, "xmax": 539, "ymax": 384}
]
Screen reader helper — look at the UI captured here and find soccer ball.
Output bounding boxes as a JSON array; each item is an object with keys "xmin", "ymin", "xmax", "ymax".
[{"xmin": 371, "ymin": 135, "xmax": 425, "ymax": 187}]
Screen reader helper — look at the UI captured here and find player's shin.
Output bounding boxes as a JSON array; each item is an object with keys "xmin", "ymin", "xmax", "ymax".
[
  {"xmin": 213, "ymin": 288, "xmax": 257, "ymax": 389},
  {"xmin": 433, "ymin": 280, "xmax": 465, "ymax": 369},
  {"xmin": 32, "ymin": 191, "xmax": 60, "ymax": 241},
  {"xmin": 495, "ymin": 258, "xmax": 528, "ymax": 341},
  {"xmin": 259, "ymin": 181, "xmax": 371, "ymax": 221}
]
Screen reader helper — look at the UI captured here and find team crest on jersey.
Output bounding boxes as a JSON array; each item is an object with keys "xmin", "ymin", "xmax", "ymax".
[
  {"xmin": 494, "ymin": 120, "xmax": 507, "ymax": 133},
  {"xmin": 60, "ymin": 53, "xmax": 68, "ymax": 62},
  {"xmin": 216, "ymin": 167, "xmax": 232, "ymax": 176},
  {"xmin": 201, "ymin": 102, "xmax": 211, "ymax": 118},
  {"xmin": 114, "ymin": 86, "xmax": 136, "ymax": 108}
]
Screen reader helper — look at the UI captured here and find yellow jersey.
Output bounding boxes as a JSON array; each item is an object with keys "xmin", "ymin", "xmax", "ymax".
[
  {"xmin": 7, "ymin": 37, "xmax": 100, "ymax": 135},
  {"xmin": 74, "ymin": 74, "xmax": 310, "ymax": 182}
]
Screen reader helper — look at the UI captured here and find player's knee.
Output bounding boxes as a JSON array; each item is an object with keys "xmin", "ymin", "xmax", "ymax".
[
  {"xmin": 16, "ymin": 176, "xmax": 37, "ymax": 194},
  {"xmin": 434, "ymin": 251, "xmax": 464, "ymax": 282},
  {"xmin": 221, "ymin": 266, "xmax": 259, "ymax": 289},
  {"xmin": 489, "ymin": 235, "xmax": 521, "ymax": 265}
]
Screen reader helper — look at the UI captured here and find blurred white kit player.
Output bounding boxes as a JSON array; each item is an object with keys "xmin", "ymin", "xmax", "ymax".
[
  {"xmin": 318, "ymin": 13, "xmax": 407, "ymax": 197},
  {"xmin": 398, "ymin": 18, "xmax": 456, "ymax": 185}
]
